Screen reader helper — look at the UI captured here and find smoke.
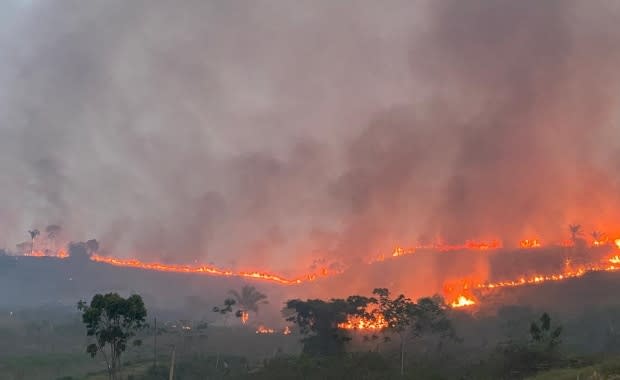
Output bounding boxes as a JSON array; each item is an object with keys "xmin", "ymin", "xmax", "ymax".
[{"xmin": 1, "ymin": 1, "xmax": 619, "ymax": 272}]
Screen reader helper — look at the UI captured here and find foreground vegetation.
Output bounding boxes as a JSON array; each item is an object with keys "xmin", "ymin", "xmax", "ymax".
[{"xmin": 5, "ymin": 281, "xmax": 620, "ymax": 379}]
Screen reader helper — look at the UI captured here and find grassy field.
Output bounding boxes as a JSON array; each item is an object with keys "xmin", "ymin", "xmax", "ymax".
[{"xmin": 527, "ymin": 356, "xmax": 620, "ymax": 380}]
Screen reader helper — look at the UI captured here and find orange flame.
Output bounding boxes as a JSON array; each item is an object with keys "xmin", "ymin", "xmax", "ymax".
[
  {"xmin": 283, "ymin": 326, "xmax": 292, "ymax": 335},
  {"xmin": 337, "ymin": 314, "xmax": 388, "ymax": 330},
  {"xmin": 24, "ymin": 249, "xmax": 68, "ymax": 259},
  {"xmin": 89, "ymin": 254, "xmax": 307, "ymax": 285},
  {"xmin": 519, "ymin": 239, "xmax": 541, "ymax": 249},
  {"xmin": 241, "ymin": 311, "xmax": 249, "ymax": 325},
  {"xmin": 451, "ymin": 295, "xmax": 476, "ymax": 308}
]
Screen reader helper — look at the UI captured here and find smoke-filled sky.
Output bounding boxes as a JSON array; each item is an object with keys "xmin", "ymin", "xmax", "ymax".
[{"xmin": 1, "ymin": 0, "xmax": 619, "ymax": 273}]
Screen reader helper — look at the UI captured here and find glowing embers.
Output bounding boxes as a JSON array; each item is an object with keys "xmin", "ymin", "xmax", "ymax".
[
  {"xmin": 450, "ymin": 296, "xmax": 476, "ymax": 308},
  {"xmin": 337, "ymin": 314, "xmax": 388, "ymax": 331},
  {"xmin": 519, "ymin": 239, "xmax": 541, "ymax": 249},
  {"xmin": 255, "ymin": 326, "xmax": 292, "ymax": 335},
  {"xmin": 24, "ymin": 249, "xmax": 68, "ymax": 259},
  {"xmin": 255, "ymin": 325, "xmax": 275, "ymax": 334}
]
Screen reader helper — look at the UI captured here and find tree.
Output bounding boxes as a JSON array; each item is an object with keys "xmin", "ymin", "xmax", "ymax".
[
  {"xmin": 284, "ymin": 296, "xmax": 373, "ymax": 356},
  {"xmin": 529, "ymin": 312, "xmax": 562, "ymax": 351},
  {"xmin": 86, "ymin": 239, "xmax": 100, "ymax": 253},
  {"xmin": 45, "ymin": 224, "xmax": 62, "ymax": 239},
  {"xmin": 28, "ymin": 229, "xmax": 40, "ymax": 255},
  {"xmin": 569, "ymin": 224, "xmax": 583, "ymax": 243},
  {"xmin": 77, "ymin": 293, "xmax": 147, "ymax": 380},
  {"xmin": 591, "ymin": 230, "xmax": 606, "ymax": 246},
  {"xmin": 372, "ymin": 288, "xmax": 413, "ymax": 376},
  {"xmin": 45, "ymin": 225, "xmax": 62, "ymax": 251},
  {"xmin": 371, "ymin": 289, "xmax": 454, "ymax": 376},
  {"xmin": 228, "ymin": 285, "xmax": 268, "ymax": 323},
  {"xmin": 68, "ymin": 240, "xmax": 99, "ymax": 261},
  {"xmin": 213, "ymin": 297, "xmax": 245, "ymax": 321},
  {"xmin": 497, "ymin": 312, "xmax": 563, "ymax": 376}
]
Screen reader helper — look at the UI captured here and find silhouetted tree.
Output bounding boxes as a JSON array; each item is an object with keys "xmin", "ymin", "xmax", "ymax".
[
  {"xmin": 569, "ymin": 224, "xmax": 583, "ymax": 243},
  {"xmin": 372, "ymin": 289, "xmax": 454, "ymax": 376},
  {"xmin": 68, "ymin": 240, "xmax": 99, "ymax": 261},
  {"xmin": 86, "ymin": 239, "xmax": 100, "ymax": 253},
  {"xmin": 45, "ymin": 225, "xmax": 62, "ymax": 251},
  {"xmin": 284, "ymin": 296, "xmax": 374, "ymax": 356},
  {"xmin": 77, "ymin": 293, "xmax": 147, "ymax": 380},
  {"xmin": 372, "ymin": 288, "xmax": 412, "ymax": 376},
  {"xmin": 229, "ymin": 285, "xmax": 268, "ymax": 318},
  {"xmin": 591, "ymin": 230, "xmax": 606, "ymax": 246},
  {"xmin": 529, "ymin": 312, "xmax": 562, "ymax": 350},
  {"xmin": 28, "ymin": 229, "xmax": 40, "ymax": 255}
]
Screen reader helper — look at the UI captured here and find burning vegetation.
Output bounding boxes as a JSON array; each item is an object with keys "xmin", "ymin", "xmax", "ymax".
[{"xmin": 9, "ymin": 223, "xmax": 620, "ymax": 315}]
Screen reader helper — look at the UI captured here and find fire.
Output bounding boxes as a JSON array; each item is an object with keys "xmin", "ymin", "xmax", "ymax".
[
  {"xmin": 392, "ymin": 246, "xmax": 415, "ymax": 257},
  {"xmin": 255, "ymin": 325, "xmax": 275, "ymax": 334},
  {"xmin": 89, "ymin": 254, "xmax": 307, "ymax": 285},
  {"xmin": 337, "ymin": 314, "xmax": 388, "ymax": 330},
  {"xmin": 283, "ymin": 326, "xmax": 292, "ymax": 335},
  {"xmin": 519, "ymin": 239, "xmax": 541, "ymax": 249},
  {"xmin": 24, "ymin": 249, "xmax": 68, "ymax": 259},
  {"xmin": 241, "ymin": 311, "xmax": 249, "ymax": 325},
  {"xmin": 17, "ymin": 232, "xmax": 620, "ymax": 312},
  {"xmin": 369, "ymin": 239, "xmax": 502, "ymax": 263},
  {"xmin": 472, "ymin": 255, "xmax": 620, "ymax": 291},
  {"xmin": 451, "ymin": 295, "xmax": 476, "ymax": 308}
]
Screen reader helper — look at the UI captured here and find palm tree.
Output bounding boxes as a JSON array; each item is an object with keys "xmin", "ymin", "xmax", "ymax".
[
  {"xmin": 228, "ymin": 286, "xmax": 268, "ymax": 322},
  {"xmin": 569, "ymin": 224, "xmax": 582, "ymax": 243},
  {"xmin": 591, "ymin": 230, "xmax": 604, "ymax": 245},
  {"xmin": 28, "ymin": 229, "xmax": 40, "ymax": 255}
]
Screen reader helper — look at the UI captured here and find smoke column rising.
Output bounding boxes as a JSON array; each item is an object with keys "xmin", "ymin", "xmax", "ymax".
[{"xmin": 0, "ymin": 0, "xmax": 619, "ymax": 273}]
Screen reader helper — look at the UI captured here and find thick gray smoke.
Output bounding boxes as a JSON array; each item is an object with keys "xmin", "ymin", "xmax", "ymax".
[{"xmin": 1, "ymin": 0, "xmax": 619, "ymax": 272}]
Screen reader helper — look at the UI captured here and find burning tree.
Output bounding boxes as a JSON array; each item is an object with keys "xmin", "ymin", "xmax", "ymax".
[
  {"xmin": 283, "ymin": 295, "xmax": 374, "ymax": 356},
  {"xmin": 77, "ymin": 293, "xmax": 147, "ymax": 380},
  {"xmin": 371, "ymin": 288, "xmax": 455, "ymax": 376},
  {"xmin": 228, "ymin": 285, "xmax": 268, "ymax": 324}
]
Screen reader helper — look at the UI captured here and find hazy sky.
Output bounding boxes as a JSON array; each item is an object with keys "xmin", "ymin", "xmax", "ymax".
[{"xmin": 1, "ymin": 1, "xmax": 619, "ymax": 273}]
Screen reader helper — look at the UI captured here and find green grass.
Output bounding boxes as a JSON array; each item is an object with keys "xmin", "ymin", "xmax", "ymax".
[{"xmin": 527, "ymin": 356, "xmax": 620, "ymax": 380}]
